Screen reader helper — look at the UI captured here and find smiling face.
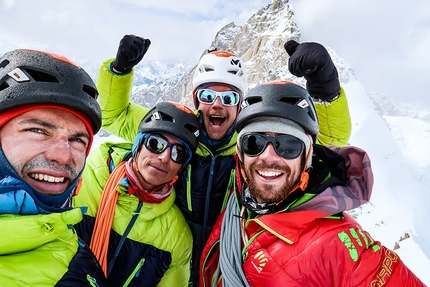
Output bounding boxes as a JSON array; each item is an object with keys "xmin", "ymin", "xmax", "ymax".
[
  {"xmin": 0, "ymin": 108, "xmax": 89, "ymax": 195},
  {"xmin": 242, "ymin": 135, "xmax": 304, "ymax": 204},
  {"xmin": 134, "ymin": 134, "xmax": 183, "ymax": 191},
  {"xmin": 198, "ymin": 84, "xmax": 239, "ymax": 141}
]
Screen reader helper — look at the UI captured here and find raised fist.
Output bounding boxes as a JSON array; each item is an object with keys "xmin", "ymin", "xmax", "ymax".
[
  {"xmin": 112, "ymin": 35, "xmax": 151, "ymax": 74},
  {"xmin": 285, "ymin": 40, "xmax": 340, "ymax": 101}
]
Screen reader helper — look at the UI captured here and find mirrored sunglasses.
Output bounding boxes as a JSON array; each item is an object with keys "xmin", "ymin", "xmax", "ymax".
[
  {"xmin": 241, "ymin": 133, "xmax": 304, "ymax": 159},
  {"xmin": 197, "ymin": 89, "xmax": 240, "ymax": 106},
  {"xmin": 144, "ymin": 134, "xmax": 190, "ymax": 164}
]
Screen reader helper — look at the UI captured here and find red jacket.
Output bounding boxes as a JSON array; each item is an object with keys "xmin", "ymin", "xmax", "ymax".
[
  {"xmin": 201, "ymin": 209, "xmax": 425, "ymax": 287},
  {"xmin": 200, "ymin": 146, "xmax": 425, "ymax": 287}
]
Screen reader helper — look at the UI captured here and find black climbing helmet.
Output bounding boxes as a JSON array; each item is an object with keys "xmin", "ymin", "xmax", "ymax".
[
  {"xmin": 138, "ymin": 101, "xmax": 200, "ymax": 153},
  {"xmin": 0, "ymin": 49, "xmax": 101, "ymax": 134},
  {"xmin": 236, "ymin": 81, "xmax": 319, "ymax": 139}
]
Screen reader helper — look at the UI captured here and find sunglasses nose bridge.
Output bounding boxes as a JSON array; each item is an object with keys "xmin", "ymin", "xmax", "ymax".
[
  {"xmin": 259, "ymin": 140, "xmax": 278, "ymax": 157},
  {"xmin": 211, "ymin": 95, "xmax": 224, "ymax": 106}
]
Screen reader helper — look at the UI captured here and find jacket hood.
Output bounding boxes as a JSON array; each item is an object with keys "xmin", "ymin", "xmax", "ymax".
[{"xmin": 290, "ymin": 145, "xmax": 373, "ymax": 215}]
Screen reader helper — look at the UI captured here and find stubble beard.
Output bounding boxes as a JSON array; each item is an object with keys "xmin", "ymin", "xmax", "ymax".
[{"xmin": 245, "ymin": 161, "xmax": 301, "ymax": 204}]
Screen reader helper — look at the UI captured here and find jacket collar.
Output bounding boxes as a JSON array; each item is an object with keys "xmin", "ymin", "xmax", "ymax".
[{"xmin": 247, "ymin": 210, "xmax": 328, "ymax": 244}]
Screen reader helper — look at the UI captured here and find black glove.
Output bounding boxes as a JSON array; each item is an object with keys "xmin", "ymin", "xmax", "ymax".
[
  {"xmin": 112, "ymin": 35, "xmax": 151, "ymax": 74},
  {"xmin": 284, "ymin": 40, "xmax": 340, "ymax": 101}
]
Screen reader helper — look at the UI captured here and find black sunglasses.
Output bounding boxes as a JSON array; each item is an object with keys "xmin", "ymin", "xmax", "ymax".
[
  {"xmin": 144, "ymin": 134, "xmax": 190, "ymax": 164},
  {"xmin": 241, "ymin": 133, "xmax": 304, "ymax": 159}
]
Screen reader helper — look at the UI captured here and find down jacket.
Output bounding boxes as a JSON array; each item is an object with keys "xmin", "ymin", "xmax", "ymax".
[
  {"xmin": 95, "ymin": 58, "xmax": 352, "ymax": 285},
  {"xmin": 73, "ymin": 141, "xmax": 193, "ymax": 287},
  {"xmin": 200, "ymin": 145, "xmax": 426, "ymax": 287},
  {"xmin": 0, "ymin": 145, "xmax": 108, "ymax": 287},
  {"xmin": 0, "ymin": 207, "xmax": 108, "ymax": 287}
]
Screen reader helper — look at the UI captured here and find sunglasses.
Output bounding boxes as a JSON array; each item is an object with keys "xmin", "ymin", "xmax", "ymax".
[
  {"xmin": 241, "ymin": 133, "xmax": 304, "ymax": 159},
  {"xmin": 144, "ymin": 134, "xmax": 190, "ymax": 164},
  {"xmin": 197, "ymin": 89, "xmax": 240, "ymax": 106}
]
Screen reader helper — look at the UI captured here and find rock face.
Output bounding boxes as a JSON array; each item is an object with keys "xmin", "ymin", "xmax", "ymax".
[
  {"xmin": 180, "ymin": 0, "xmax": 302, "ymax": 107},
  {"xmin": 130, "ymin": 0, "xmax": 356, "ymax": 109}
]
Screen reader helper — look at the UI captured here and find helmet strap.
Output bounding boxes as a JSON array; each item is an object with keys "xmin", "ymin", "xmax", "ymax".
[
  {"xmin": 72, "ymin": 177, "xmax": 83, "ymax": 197},
  {"xmin": 287, "ymin": 142, "xmax": 313, "ymax": 193}
]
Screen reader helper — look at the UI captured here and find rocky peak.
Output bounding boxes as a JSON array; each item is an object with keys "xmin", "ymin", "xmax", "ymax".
[{"xmin": 132, "ymin": 0, "xmax": 356, "ymax": 108}]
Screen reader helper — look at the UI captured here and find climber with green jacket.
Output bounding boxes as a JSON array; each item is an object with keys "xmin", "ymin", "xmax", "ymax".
[
  {"xmin": 0, "ymin": 49, "xmax": 108, "ymax": 286},
  {"xmin": 73, "ymin": 101, "xmax": 200, "ymax": 286},
  {"xmin": 94, "ymin": 34, "xmax": 351, "ymax": 286}
]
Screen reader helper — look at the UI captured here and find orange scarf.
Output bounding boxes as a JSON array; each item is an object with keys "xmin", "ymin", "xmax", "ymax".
[{"xmin": 89, "ymin": 161, "xmax": 126, "ymax": 275}]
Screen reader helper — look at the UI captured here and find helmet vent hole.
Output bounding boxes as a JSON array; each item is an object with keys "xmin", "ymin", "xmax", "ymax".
[
  {"xmin": 184, "ymin": 124, "xmax": 199, "ymax": 137},
  {"xmin": 82, "ymin": 85, "xmax": 98, "ymax": 99},
  {"xmin": 0, "ymin": 81, "xmax": 9, "ymax": 92},
  {"xmin": 245, "ymin": 96, "xmax": 262, "ymax": 105},
  {"xmin": 227, "ymin": 70, "xmax": 238, "ymax": 75},
  {"xmin": 279, "ymin": 97, "xmax": 300, "ymax": 105},
  {"xmin": 159, "ymin": 112, "xmax": 174, "ymax": 123},
  {"xmin": 25, "ymin": 68, "xmax": 59, "ymax": 83},
  {"xmin": 0, "ymin": 59, "xmax": 9, "ymax": 69}
]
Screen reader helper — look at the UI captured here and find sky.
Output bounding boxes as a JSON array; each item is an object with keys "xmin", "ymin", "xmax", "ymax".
[{"xmin": 1, "ymin": 0, "xmax": 429, "ymax": 105}]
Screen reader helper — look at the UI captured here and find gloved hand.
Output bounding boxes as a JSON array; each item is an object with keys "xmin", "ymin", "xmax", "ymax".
[
  {"xmin": 284, "ymin": 40, "xmax": 340, "ymax": 101},
  {"xmin": 112, "ymin": 35, "xmax": 151, "ymax": 74}
]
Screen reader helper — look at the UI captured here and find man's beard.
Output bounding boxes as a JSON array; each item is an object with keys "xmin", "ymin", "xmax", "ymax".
[{"xmin": 245, "ymin": 160, "xmax": 302, "ymax": 204}]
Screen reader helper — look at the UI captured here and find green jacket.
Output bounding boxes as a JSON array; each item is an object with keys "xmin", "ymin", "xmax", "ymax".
[
  {"xmin": 0, "ymin": 208, "xmax": 107, "ymax": 286},
  {"xmin": 73, "ymin": 141, "xmax": 193, "ymax": 287}
]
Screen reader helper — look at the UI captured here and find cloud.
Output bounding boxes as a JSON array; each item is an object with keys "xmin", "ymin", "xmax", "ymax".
[
  {"xmin": 290, "ymin": 0, "xmax": 430, "ymax": 104},
  {"xmin": 0, "ymin": 0, "xmax": 428, "ymax": 105},
  {"xmin": 0, "ymin": 0, "xmax": 268, "ymax": 67},
  {"xmin": 3, "ymin": 0, "xmax": 14, "ymax": 9}
]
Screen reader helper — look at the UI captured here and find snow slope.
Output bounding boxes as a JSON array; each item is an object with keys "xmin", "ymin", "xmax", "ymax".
[{"xmin": 343, "ymin": 78, "xmax": 430, "ymax": 284}]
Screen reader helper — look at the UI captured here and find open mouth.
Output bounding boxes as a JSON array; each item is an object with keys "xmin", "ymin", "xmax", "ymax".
[
  {"xmin": 210, "ymin": 115, "xmax": 226, "ymax": 127},
  {"xmin": 30, "ymin": 173, "xmax": 65, "ymax": 183}
]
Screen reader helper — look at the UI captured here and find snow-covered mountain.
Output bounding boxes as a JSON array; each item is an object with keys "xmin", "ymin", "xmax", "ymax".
[{"xmin": 93, "ymin": 0, "xmax": 430, "ymax": 283}]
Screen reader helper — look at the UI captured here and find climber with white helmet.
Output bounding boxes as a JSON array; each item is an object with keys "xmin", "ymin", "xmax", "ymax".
[{"xmin": 91, "ymin": 35, "xmax": 352, "ymax": 285}]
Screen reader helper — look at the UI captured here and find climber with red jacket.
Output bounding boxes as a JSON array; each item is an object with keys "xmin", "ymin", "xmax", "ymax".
[{"xmin": 199, "ymin": 80, "xmax": 425, "ymax": 286}]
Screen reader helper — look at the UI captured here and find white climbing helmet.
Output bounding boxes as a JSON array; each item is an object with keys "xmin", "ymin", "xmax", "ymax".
[{"xmin": 192, "ymin": 50, "xmax": 248, "ymax": 107}]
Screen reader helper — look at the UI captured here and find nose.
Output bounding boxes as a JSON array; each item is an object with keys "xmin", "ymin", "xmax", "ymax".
[
  {"xmin": 211, "ymin": 96, "xmax": 223, "ymax": 108},
  {"xmin": 158, "ymin": 147, "xmax": 171, "ymax": 163},
  {"xmin": 258, "ymin": 143, "xmax": 279, "ymax": 160},
  {"xmin": 44, "ymin": 138, "xmax": 73, "ymax": 165}
]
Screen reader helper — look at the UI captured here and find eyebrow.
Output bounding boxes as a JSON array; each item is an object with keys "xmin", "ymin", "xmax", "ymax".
[{"xmin": 21, "ymin": 118, "xmax": 90, "ymax": 141}]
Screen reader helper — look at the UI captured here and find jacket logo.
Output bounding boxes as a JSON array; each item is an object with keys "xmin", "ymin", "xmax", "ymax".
[
  {"xmin": 250, "ymin": 251, "xmax": 269, "ymax": 273},
  {"xmin": 370, "ymin": 249, "xmax": 398, "ymax": 287},
  {"xmin": 338, "ymin": 228, "xmax": 376, "ymax": 262}
]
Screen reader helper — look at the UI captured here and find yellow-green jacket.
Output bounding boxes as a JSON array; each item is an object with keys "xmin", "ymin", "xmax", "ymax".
[
  {"xmin": 73, "ymin": 141, "xmax": 192, "ymax": 287},
  {"xmin": 0, "ymin": 208, "xmax": 108, "ymax": 286}
]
